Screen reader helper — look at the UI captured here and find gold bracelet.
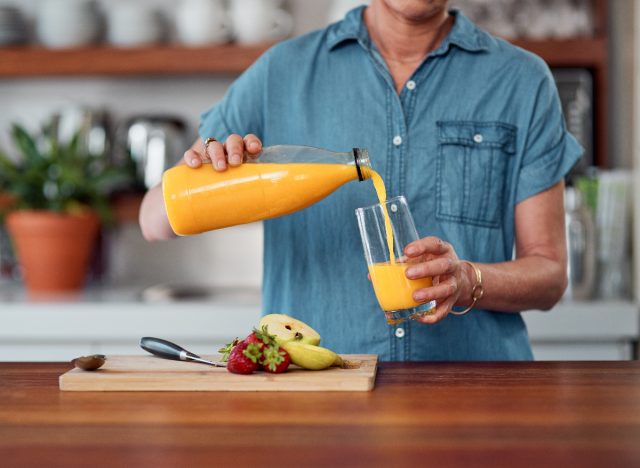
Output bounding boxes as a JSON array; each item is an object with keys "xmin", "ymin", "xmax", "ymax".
[{"xmin": 450, "ymin": 261, "xmax": 484, "ymax": 316}]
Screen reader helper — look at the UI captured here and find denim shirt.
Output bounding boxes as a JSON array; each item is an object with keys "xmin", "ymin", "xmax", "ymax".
[{"xmin": 199, "ymin": 8, "xmax": 582, "ymax": 361}]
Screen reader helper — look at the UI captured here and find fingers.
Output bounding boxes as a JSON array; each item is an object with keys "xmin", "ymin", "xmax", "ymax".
[
  {"xmin": 184, "ymin": 148, "xmax": 204, "ymax": 168},
  {"xmin": 405, "ymin": 236, "xmax": 450, "ymax": 258},
  {"xmin": 224, "ymin": 134, "xmax": 245, "ymax": 167},
  {"xmin": 206, "ymin": 139, "xmax": 227, "ymax": 171},
  {"xmin": 412, "ymin": 276, "xmax": 458, "ymax": 304},
  {"xmin": 243, "ymin": 134, "xmax": 262, "ymax": 155},
  {"xmin": 414, "ymin": 295, "xmax": 457, "ymax": 324},
  {"xmin": 405, "ymin": 257, "xmax": 457, "ymax": 279},
  {"xmin": 194, "ymin": 134, "xmax": 263, "ymax": 171}
]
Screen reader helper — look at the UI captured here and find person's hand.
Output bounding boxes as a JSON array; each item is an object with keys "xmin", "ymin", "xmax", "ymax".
[
  {"xmin": 403, "ymin": 236, "xmax": 469, "ymax": 324},
  {"xmin": 183, "ymin": 134, "xmax": 263, "ymax": 171}
]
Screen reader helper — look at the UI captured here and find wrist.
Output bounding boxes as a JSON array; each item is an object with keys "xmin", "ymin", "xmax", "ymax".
[
  {"xmin": 457, "ymin": 261, "xmax": 477, "ymax": 307},
  {"xmin": 451, "ymin": 260, "xmax": 484, "ymax": 316}
]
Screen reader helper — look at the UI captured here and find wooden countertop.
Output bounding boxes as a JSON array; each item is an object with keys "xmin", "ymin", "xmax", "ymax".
[{"xmin": 1, "ymin": 361, "xmax": 640, "ymax": 467}]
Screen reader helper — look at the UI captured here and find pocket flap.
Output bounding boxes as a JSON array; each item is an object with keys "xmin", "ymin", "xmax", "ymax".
[{"xmin": 437, "ymin": 121, "xmax": 516, "ymax": 154}]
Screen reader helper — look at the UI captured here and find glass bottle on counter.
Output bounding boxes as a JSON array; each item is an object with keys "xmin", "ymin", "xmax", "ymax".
[
  {"xmin": 564, "ymin": 186, "xmax": 596, "ymax": 300},
  {"xmin": 162, "ymin": 145, "xmax": 371, "ymax": 235}
]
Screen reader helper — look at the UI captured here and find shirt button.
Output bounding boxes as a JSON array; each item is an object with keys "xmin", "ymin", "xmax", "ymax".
[
  {"xmin": 395, "ymin": 327, "xmax": 405, "ymax": 338},
  {"xmin": 406, "ymin": 80, "xmax": 416, "ymax": 90},
  {"xmin": 473, "ymin": 133, "xmax": 483, "ymax": 143},
  {"xmin": 393, "ymin": 135, "xmax": 402, "ymax": 146}
]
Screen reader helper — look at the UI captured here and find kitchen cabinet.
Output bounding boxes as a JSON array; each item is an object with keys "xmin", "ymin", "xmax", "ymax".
[
  {"xmin": 524, "ymin": 300, "xmax": 639, "ymax": 360},
  {"xmin": 0, "ymin": 282, "xmax": 637, "ymax": 361}
]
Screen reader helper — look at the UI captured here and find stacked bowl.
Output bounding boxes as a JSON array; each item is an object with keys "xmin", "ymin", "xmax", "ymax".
[
  {"xmin": 36, "ymin": 0, "xmax": 100, "ymax": 49},
  {"xmin": 0, "ymin": 6, "xmax": 28, "ymax": 46}
]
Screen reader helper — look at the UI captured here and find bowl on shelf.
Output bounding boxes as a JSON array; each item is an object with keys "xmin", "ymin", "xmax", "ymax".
[
  {"xmin": 106, "ymin": 3, "xmax": 166, "ymax": 48},
  {"xmin": 0, "ymin": 6, "xmax": 29, "ymax": 46},
  {"xmin": 36, "ymin": 0, "xmax": 101, "ymax": 49}
]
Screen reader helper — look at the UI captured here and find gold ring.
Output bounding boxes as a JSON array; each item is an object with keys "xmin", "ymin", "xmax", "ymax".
[{"xmin": 203, "ymin": 137, "xmax": 217, "ymax": 160}]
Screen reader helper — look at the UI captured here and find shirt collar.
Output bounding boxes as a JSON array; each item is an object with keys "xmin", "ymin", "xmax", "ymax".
[{"xmin": 326, "ymin": 7, "xmax": 489, "ymax": 54}]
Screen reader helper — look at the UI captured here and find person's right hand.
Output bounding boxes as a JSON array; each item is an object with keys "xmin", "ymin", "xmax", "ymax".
[{"xmin": 183, "ymin": 134, "xmax": 263, "ymax": 171}]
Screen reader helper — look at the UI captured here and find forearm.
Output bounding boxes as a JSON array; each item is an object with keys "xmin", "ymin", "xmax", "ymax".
[
  {"xmin": 139, "ymin": 183, "xmax": 176, "ymax": 241},
  {"xmin": 458, "ymin": 256, "xmax": 567, "ymax": 313}
]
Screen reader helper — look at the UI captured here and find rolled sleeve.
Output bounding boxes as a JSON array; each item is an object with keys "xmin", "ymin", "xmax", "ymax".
[
  {"xmin": 198, "ymin": 48, "xmax": 273, "ymax": 143},
  {"xmin": 515, "ymin": 70, "xmax": 583, "ymax": 204}
]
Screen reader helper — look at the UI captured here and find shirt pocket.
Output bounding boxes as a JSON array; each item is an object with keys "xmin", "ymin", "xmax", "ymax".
[{"xmin": 436, "ymin": 121, "xmax": 516, "ymax": 228}]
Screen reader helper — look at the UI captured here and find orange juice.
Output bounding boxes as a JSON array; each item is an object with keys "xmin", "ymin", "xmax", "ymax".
[
  {"xmin": 163, "ymin": 162, "xmax": 365, "ymax": 235},
  {"xmin": 365, "ymin": 169, "xmax": 395, "ymax": 263},
  {"xmin": 368, "ymin": 262, "xmax": 433, "ymax": 311},
  {"xmin": 362, "ymin": 169, "xmax": 434, "ymax": 313}
]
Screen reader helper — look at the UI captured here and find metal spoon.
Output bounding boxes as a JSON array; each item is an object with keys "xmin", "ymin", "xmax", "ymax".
[{"xmin": 72, "ymin": 354, "xmax": 106, "ymax": 371}]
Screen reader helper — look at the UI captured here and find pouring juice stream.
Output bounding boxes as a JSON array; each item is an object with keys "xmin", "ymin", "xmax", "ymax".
[{"xmin": 364, "ymin": 169, "xmax": 433, "ymax": 312}]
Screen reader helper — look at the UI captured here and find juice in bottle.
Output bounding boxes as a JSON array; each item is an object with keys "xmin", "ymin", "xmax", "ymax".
[{"xmin": 162, "ymin": 146, "xmax": 370, "ymax": 235}]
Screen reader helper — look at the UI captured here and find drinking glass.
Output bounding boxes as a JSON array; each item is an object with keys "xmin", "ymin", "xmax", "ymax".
[{"xmin": 355, "ymin": 195, "xmax": 436, "ymax": 325}]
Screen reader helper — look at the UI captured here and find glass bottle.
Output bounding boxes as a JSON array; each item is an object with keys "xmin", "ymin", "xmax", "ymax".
[{"xmin": 162, "ymin": 145, "xmax": 371, "ymax": 235}]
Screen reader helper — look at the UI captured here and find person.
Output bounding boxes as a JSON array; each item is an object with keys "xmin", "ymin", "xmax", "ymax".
[{"xmin": 139, "ymin": 0, "xmax": 582, "ymax": 361}]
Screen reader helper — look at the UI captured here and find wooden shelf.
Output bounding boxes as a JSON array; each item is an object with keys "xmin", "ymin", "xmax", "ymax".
[
  {"xmin": 0, "ymin": 38, "xmax": 605, "ymax": 78},
  {"xmin": 0, "ymin": 44, "xmax": 272, "ymax": 77},
  {"xmin": 510, "ymin": 37, "xmax": 606, "ymax": 68}
]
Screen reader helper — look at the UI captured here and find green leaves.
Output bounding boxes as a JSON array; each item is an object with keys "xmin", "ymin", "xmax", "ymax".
[
  {"xmin": 218, "ymin": 338, "xmax": 240, "ymax": 362},
  {"xmin": 0, "ymin": 122, "xmax": 134, "ymax": 223},
  {"xmin": 10, "ymin": 124, "xmax": 41, "ymax": 166}
]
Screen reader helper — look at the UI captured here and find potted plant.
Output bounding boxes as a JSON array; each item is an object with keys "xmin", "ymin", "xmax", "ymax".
[{"xmin": 0, "ymin": 123, "xmax": 131, "ymax": 293}]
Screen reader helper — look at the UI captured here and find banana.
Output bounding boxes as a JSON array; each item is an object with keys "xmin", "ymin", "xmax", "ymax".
[{"xmin": 281, "ymin": 341, "xmax": 339, "ymax": 370}]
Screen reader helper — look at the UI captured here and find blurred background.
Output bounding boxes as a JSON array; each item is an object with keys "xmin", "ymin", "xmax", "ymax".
[{"xmin": 0, "ymin": 0, "xmax": 638, "ymax": 361}]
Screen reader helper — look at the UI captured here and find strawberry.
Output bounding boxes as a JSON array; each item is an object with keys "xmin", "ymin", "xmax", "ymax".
[
  {"xmin": 244, "ymin": 326, "xmax": 277, "ymax": 351},
  {"xmin": 226, "ymin": 341, "xmax": 261, "ymax": 375},
  {"xmin": 218, "ymin": 338, "xmax": 240, "ymax": 362},
  {"xmin": 261, "ymin": 345, "xmax": 291, "ymax": 374}
]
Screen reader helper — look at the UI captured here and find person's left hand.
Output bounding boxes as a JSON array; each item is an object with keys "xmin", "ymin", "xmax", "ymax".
[{"xmin": 403, "ymin": 236, "xmax": 466, "ymax": 324}]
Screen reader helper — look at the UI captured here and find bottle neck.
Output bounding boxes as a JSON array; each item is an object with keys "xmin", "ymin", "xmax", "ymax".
[{"xmin": 352, "ymin": 148, "xmax": 371, "ymax": 182}]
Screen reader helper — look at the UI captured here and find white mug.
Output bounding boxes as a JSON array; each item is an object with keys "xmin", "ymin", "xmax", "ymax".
[
  {"xmin": 37, "ymin": 0, "xmax": 100, "ymax": 49},
  {"xmin": 230, "ymin": 0, "xmax": 293, "ymax": 45},
  {"xmin": 106, "ymin": 3, "xmax": 165, "ymax": 47},
  {"xmin": 176, "ymin": 0, "xmax": 231, "ymax": 46}
]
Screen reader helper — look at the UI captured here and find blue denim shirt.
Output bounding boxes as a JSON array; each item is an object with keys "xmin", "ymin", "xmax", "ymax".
[{"xmin": 199, "ymin": 8, "xmax": 582, "ymax": 361}]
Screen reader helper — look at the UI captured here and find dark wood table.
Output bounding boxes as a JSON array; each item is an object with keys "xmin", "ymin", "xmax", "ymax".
[{"xmin": 1, "ymin": 362, "xmax": 640, "ymax": 467}]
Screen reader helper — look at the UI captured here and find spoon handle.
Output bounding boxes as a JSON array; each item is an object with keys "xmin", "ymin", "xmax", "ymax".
[{"xmin": 140, "ymin": 337, "xmax": 201, "ymax": 362}]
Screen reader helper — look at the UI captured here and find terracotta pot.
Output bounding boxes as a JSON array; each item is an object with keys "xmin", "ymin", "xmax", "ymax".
[
  {"xmin": 0, "ymin": 191, "xmax": 16, "ymax": 213},
  {"xmin": 5, "ymin": 210, "xmax": 100, "ymax": 293}
]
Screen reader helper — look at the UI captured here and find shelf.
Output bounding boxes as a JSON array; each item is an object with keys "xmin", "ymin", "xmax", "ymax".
[
  {"xmin": 0, "ymin": 37, "xmax": 606, "ymax": 77},
  {"xmin": 0, "ymin": 44, "xmax": 272, "ymax": 77},
  {"xmin": 510, "ymin": 37, "xmax": 607, "ymax": 68}
]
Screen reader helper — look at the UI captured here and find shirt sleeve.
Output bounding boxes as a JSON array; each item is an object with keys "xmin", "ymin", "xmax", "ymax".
[
  {"xmin": 198, "ymin": 48, "xmax": 273, "ymax": 142},
  {"xmin": 515, "ymin": 68, "xmax": 584, "ymax": 204}
]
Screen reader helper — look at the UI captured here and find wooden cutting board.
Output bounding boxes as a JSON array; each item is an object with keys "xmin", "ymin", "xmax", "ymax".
[{"xmin": 59, "ymin": 354, "xmax": 378, "ymax": 392}]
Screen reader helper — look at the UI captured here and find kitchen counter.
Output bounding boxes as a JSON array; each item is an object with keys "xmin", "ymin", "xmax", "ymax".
[
  {"xmin": 1, "ymin": 362, "xmax": 640, "ymax": 467},
  {"xmin": 1, "ymin": 281, "xmax": 637, "ymax": 361}
]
